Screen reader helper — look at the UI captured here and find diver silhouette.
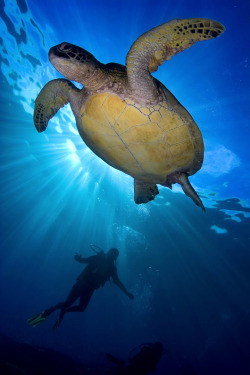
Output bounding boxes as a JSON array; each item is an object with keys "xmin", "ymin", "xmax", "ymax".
[
  {"xmin": 106, "ymin": 342, "xmax": 163, "ymax": 375},
  {"xmin": 27, "ymin": 248, "xmax": 134, "ymax": 329}
]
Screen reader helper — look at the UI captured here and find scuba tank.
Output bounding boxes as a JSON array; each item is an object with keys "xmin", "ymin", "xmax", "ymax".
[
  {"xmin": 89, "ymin": 244, "xmax": 113, "ymax": 287},
  {"xmin": 90, "ymin": 243, "xmax": 105, "ymax": 255}
]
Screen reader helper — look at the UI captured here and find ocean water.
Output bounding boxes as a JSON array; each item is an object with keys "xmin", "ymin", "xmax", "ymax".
[{"xmin": 0, "ymin": 0, "xmax": 250, "ymax": 374}]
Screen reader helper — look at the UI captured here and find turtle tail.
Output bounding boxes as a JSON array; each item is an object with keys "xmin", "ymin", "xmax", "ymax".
[
  {"xmin": 165, "ymin": 172, "xmax": 205, "ymax": 212},
  {"xmin": 33, "ymin": 79, "xmax": 79, "ymax": 132}
]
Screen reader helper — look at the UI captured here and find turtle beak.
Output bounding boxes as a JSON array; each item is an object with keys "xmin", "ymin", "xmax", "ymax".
[
  {"xmin": 48, "ymin": 43, "xmax": 78, "ymax": 80},
  {"xmin": 49, "ymin": 43, "xmax": 71, "ymax": 62}
]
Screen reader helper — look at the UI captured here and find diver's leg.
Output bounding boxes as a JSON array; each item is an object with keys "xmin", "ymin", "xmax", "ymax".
[
  {"xmin": 53, "ymin": 287, "xmax": 94, "ymax": 329},
  {"xmin": 28, "ymin": 283, "xmax": 80, "ymax": 328},
  {"xmin": 72, "ymin": 287, "xmax": 94, "ymax": 312},
  {"xmin": 62, "ymin": 287, "xmax": 94, "ymax": 314},
  {"xmin": 43, "ymin": 283, "xmax": 79, "ymax": 317},
  {"xmin": 43, "ymin": 302, "xmax": 64, "ymax": 317}
]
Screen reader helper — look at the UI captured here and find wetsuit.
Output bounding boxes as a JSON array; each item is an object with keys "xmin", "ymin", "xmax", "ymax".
[
  {"xmin": 44, "ymin": 253, "xmax": 119, "ymax": 322},
  {"xmin": 27, "ymin": 248, "xmax": 133, "ymax": 329}
]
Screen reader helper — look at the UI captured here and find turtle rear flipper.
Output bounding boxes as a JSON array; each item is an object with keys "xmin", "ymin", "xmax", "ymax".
[
  {"xmin": 165, "ymin": 172, "xmax": 205, "ymax": 212},
  {"xmin": 134, "ymin": 179, "xmax": 159, "ymax": 204},
  {"xmin": 178, "ymin": 173, "xmax": 205, "ymax": 212},
  {"xmin": 34, "ymin": 79, "xmax": 79, "ymax": 132}
]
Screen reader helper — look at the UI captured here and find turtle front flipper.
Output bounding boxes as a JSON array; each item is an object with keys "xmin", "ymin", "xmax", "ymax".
[
  {"xmin": 34, "ymin": 78, "xmax": 79, "ymax": 132},
  {"xmin": 134, "ymin": 179, "xmax": 159, "ymax": 204},
  {"xmin": 126, "ymin": 18, "xmax": 225, "ymax": 101}
]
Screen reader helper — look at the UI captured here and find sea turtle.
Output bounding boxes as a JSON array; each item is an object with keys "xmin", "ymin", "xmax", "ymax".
[{"xmin": 34, "ymin": 18, "xmax": 225, "ymax": 210}]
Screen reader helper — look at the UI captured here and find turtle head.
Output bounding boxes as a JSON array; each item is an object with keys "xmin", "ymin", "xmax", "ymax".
[{"xmin": 49, "ymin": 42, "xmax": 105, "ymax": 89}]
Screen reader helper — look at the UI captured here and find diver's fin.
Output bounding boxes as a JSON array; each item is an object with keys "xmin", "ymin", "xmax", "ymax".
[
  {"xmin": 33, "ymin": 78, "xmax": 79, "ymax": 132},
  {"xmin": 134, "ymin": 179, "xmax": 159, "ymax": 204},
  {"xmin": 27, "ymin": 312, "xmax": 47, "ymax": 327}
]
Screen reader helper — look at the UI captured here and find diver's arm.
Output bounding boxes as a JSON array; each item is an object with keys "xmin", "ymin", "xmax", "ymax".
[
  {"xmin": 74, "ymin": 253, "xmax": 91, "ymax": 263},
  {"xmin": 113, "ymin": 275, "xmax": 134, "ymax": 299}
]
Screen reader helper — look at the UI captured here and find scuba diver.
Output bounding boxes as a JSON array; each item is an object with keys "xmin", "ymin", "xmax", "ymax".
[
  {"xmin": 27, "ymin": 247, "xmax": 134, "ymax": 330},
  {"xmin": 106, "ymin": 342, "xmax": 163, "ymax": 375}
]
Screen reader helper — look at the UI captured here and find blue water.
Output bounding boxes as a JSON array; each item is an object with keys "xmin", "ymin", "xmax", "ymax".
[{"xmin": 0, "ymin": 0, "xmax": 250, "ymax": 374}]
